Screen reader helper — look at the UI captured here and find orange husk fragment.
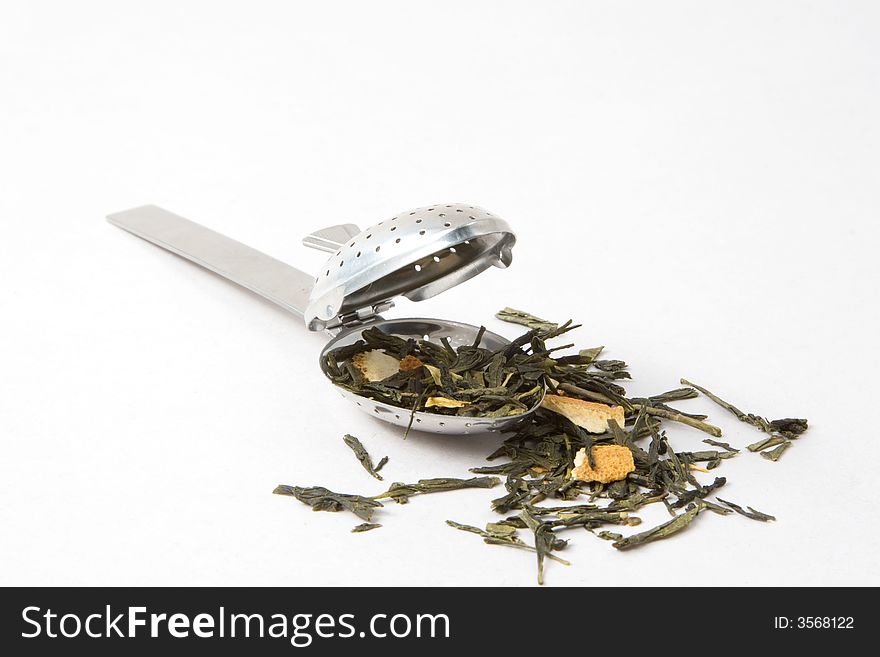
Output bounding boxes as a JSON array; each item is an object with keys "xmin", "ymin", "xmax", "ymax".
[{"xmin": 570, "ymin": 445, "xmax": 635, "ymax": 483}]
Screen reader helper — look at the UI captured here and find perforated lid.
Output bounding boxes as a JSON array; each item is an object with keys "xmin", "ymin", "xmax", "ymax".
[{"xmin": 305, "ymin": 203, "xmax": 515, "ymax": 330}]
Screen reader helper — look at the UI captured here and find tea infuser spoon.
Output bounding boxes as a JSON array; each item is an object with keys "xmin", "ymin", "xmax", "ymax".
[{"xmin": 107, "ymin": 204, "xmax": 544, "ymax": 434}]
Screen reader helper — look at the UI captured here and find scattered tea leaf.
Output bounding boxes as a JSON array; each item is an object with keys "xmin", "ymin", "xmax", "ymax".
[
  {"xmin": 446, "ymin": 519, "xmax": 572, "ymax": 568},
  {"xmin": 495, "ymin": 307, "xmax": 558, "ymax": 332},
  {"xmin": 342, "ymin": 434, "xmax": 388, "ymax": 481},
  {"xmin": 716, "ymin": 498, "xmax": 776, "ymax": 522},
  {"xmin": 374, "ymin": 477, "xmax": 500, "ymax": 504},
  {"xmin": 760, "ymin": 442, "xmax": 791, "ymax": 461},
  {"xmin": 273, "ymin": 485, "xmax": 382, "ymax": 522},
  {"xmin": 520, "ymin": 506, "xmax": 569, "ymax": 585},
  {"xmin": 612, "ymin": 503, "xmax": 705, "ymax": 551},
  {"xmin": 351, "ymin": 522, "xmax": 382, "ymax": 533},
  {"xmin": 703, "ymin": 439, "xmax": 740, "ymax": 452}
]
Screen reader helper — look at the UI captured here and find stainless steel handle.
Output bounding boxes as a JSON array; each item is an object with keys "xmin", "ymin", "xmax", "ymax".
[{"xmin": 107, "ymin": 205, "xmax": 313, "ymax": 319}]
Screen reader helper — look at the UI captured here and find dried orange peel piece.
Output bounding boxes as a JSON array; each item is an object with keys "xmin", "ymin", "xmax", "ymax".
[
  {"xmin": 399, "ymin": 354, "xmax": 424, "ymax": 372},
  {"xmin": 425, "ymin": 396, "xmax": 469, "ymax": 409},
  {"xmin": 541, "ymin": 394, "xmax": 625, "ymax": 433},
  {"xmin": 571, "ymin": 445, "xmax": 635, "ymax": 483},
  {"xmin": 351, "ymin": 350, "xmax": 402, "ymax": 382}
]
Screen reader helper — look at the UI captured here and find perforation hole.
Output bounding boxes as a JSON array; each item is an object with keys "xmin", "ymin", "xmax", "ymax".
[
  {"xmin": 419, "ymin": 230, "xmax": 426, "ymax": 235},
  {"xmin": 449, "ymin": 247, "xmax": 456, "ymax": 253},
  {"xmin": 325, "ymin": 270, "xmax": 329, "ymax": 276},
  {"xmin": 395, "ymin": 238, "xmax": 401, "ymax": 243},
  {"xmin": 456, "ymin": 209, "xmax": 463, "ymax": 212},
  {"xmin": 444, "ymin": 222, "xmax": 451, "ymax": 227},
  {"xmin": 390, "ymin": 226, "xmax": 397, "ymax": 231},
  {"xmin": 415, "ymin": 218, "xmax": 422, "ymax": 223},
  {"xmin": 366, "ymin": 234, "xmax": 372, "ymax": 239},
  {"xmin": 414, "ymin": 264, "xmax": 422, "ymax": 272},
  {"xmin": 433, "ymin": 256, "xmax": 440, "ymax": 263},
  {"xmin": 375, "ymin": 245, "xmax": 381, "ymax": 252},
  {"xmin": 339, "ymin": 260, "xmax": 344, "ymax": 267}
]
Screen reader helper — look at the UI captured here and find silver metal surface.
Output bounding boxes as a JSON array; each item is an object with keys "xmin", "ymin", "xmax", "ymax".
[
  {"xmin": 108, "ymin": 205, "xmax": 313, "ymax": 318},
  {"xmin": 305, "ymin": 203, "xmax": 515, "ymax": 330},
  {"xmin": 108, "ymin": 204, "xmax": 540, "ymax": 435},
  {"xmin": 302, "ymin": 223, "xmax": 361, "ymax": 253}
]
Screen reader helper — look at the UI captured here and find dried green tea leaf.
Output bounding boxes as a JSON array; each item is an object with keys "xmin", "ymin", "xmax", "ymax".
[
  {"xmin": 636, "ymin": 404, "xmax": 723, "ymax": 437},
  {"xmin": 521, "ymin": 506, "xmax": 568, "ymax": 585},
  {"xmin": 485, "ymin": 522, "xmax": 517, "ymax": 537},
  {"xmin": 703, "ymin": 439, "xmax": 740, "ymax": 452},
  {"xmin": 273, "ymin": 485, "xmax": 382, "ymax": 522},
  {"xmin": 760, "ymin": 442, "xmax": 791, "ymax": 461},
  {"xmin": 446, "ymin": 519, "xmax": 571, "ymax": 567},
  {"xmin": 351, "ymin": 522, "xmax": 382, "ymax": 533},
  {"xmin": 495, "ymin": 307, "xmax": 558, "ymax": 332},
  {"xmin": 681, "ymin": 378, "xmax": 808, "ymax": 442},
  {"xmin": 668, "ymin": 476, "xmax": 726, "ymax": 509},
  {"xmin": 578, "ymin": 346, "xmax": 604, "ymax": 363},
  {"xmin": 678, "ymin": 450, "xmax": 737, "ymax": 463},
  {"xmin": 446, "ymin": 519, "xmax": 490, "ymax": 537},
  {"xmin": 746, "ymin": 434, "xmax": 788, "ymax": 452},
  {"xmin": 374, "ymin": 477, "xmax": 500, "ymax": 504},
  {"xmin": 342, "ymin": 434, "xmax": 388, "ymax": 481},
  {"xmin": 701, "ymin": 499, "xmax": 734, "ymax": 516},
  {"xmin": 716, "ymin": 498, "xmax": 776, "ymax": 522},
  {"xmin": 612, "ymin": 503, "xmax": 704, "ymax": 551}
]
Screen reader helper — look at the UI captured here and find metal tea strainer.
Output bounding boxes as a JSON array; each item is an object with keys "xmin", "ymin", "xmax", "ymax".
[{"xmin": 108, "ymin": 203, "xmax": 544, "ymax": 434}]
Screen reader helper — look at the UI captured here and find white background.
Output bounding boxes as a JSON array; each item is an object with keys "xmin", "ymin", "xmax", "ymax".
[{"xmin": 1, "ymin": 1, "xmax": 878, "ymax": 586}]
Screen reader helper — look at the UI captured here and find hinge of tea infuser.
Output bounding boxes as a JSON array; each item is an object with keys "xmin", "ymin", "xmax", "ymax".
[{"xmin": 330, "ymin": 300, "xmax": 395, "ymax": 329}]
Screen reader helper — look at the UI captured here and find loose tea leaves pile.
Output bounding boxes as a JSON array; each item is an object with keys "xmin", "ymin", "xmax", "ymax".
[
  {"xmin": 320, "ymin": 324, "xmax": 562, "ymax": 418},
  {"xmin": 276, "ymin": 307, "xmax": 809, "ymax": 585}
]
